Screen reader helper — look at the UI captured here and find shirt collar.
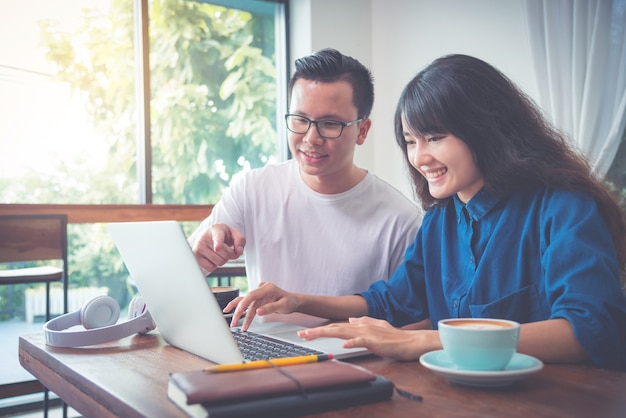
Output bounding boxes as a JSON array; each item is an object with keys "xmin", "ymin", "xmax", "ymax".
[{"xmin": 454, "ymin": 188, "xmax": 501, "ymax": 222}]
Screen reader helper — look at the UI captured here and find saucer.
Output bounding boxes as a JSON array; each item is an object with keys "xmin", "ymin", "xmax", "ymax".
[{"xmin": 419, "ymin": 350, "xmax": 543, "ymax": 388}]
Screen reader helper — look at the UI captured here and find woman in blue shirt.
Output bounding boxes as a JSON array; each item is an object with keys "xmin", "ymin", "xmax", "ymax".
[{"xmin": 228, "ymin": 54, "xmax": 626, "ymax": 370}]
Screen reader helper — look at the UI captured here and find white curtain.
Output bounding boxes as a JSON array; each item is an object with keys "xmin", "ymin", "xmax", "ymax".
[{"xmin": 524, "ymin": 0, "xmax": 626, "ymax": 176}]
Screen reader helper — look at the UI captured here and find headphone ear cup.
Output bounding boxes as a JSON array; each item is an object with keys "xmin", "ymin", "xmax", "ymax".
[
  {"xmin": 128, "ymin": 296, "xmax": 148, "ymax": 319},
  {"xmin": 80, "ymin": 295, "xmax": 121, "ymax": 329}
]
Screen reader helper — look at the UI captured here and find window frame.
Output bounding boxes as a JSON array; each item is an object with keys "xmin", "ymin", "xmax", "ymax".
[{"xmin": 135, "ymin": 0, "xmax": 289, "ymax": 204}]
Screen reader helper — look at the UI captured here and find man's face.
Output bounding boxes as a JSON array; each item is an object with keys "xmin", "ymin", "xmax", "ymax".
[{"xmin": 287, "ymin": 79, "xmax": 370, "ymax": 194}]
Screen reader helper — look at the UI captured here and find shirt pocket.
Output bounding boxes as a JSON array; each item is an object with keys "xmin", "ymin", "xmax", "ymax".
[{"xmin": 469, "ymin": 284, "xmax": 549, "ymax": 322}]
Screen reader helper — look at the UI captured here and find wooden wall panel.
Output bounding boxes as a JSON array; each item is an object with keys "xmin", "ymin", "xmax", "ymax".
[{"xmin": 0, "ymin": 204, "xmax": 213, "ymax": 224}]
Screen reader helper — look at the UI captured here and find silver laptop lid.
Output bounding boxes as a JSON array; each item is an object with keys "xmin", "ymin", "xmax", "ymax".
[
  {"xmin": 108, "ymin": 220, "xmax": 245, "ymax": 364},
  {"xmin": 108, "ymin": 220, "xmax": 369, "ymax": 363}
]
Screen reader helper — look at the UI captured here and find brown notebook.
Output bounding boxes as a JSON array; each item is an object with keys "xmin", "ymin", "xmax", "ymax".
[
  {"xmin": 168, "ymin": 359, "xmax": 394, "ymax": 417},
  {"xmin": 169, "ymin": 359, "xmax": 376, "ymax": 405}
]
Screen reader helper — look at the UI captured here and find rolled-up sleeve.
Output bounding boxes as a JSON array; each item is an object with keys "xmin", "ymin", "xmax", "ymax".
[{"xmin": 539, "ymin": 192, "xmax": 626, "ymax": 370}]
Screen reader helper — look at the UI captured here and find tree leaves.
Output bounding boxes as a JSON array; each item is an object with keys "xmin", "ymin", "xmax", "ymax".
[{"xmin": 36, "ymin": 0, "xmax": 278, "ymax": 205}]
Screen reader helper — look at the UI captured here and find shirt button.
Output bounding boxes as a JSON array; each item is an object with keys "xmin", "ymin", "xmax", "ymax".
[{"xmin": 453, "ymin": 300, "xmax": 459, "ymax": 308}]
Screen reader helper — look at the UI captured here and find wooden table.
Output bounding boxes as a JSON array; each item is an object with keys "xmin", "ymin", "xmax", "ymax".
[{"xmin": 19, "ymin": 332, "xmax": 626, "ymax": 417}]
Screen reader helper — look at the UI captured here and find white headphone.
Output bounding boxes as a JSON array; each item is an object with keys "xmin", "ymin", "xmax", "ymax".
[{"xmin": 44, "ymin": 295, "xmax": 156, "ymax": 347}]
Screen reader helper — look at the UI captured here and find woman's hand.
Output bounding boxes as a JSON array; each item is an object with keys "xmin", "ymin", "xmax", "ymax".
[
  {"xmin": 225, "ymin": 282, "xmax": 298, "ymax": 330},
  {"xmin": 298, "ymin": 316, "xmax": 442, "ymax": 361},
  {"xmin": 225, "ymin": 284, "xmax": 368, "ymax": 330}
]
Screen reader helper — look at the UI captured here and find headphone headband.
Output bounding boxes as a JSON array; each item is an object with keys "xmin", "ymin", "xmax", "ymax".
[{"xmin": 44, "ymin": 295, "xmax": 156, "ymax": 348}]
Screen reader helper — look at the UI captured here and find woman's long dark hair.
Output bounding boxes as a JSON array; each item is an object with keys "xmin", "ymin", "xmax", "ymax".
[{"xmin": 394, "ymin": 54, "xmax": 626, "ymax": 277}]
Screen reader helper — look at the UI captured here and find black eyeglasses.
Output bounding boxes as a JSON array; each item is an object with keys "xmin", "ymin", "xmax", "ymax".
[{"xmin": 284, "ymin": 114, "xmax": 363, "ymax": 139}]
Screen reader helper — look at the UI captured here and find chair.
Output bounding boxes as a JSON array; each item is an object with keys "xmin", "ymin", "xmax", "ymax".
[
  {"xmin": 0, "ymin": 214, "xmax": 69, "ymax": 416},
  {"xmin": 208, "ymin": 258, "xmax": 247, "ymax": 287}
]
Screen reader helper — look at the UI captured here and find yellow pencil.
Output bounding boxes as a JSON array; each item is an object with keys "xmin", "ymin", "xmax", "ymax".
[{"xmin": 205, "ymin": 353, "xmax": 333, "ymax": 373}]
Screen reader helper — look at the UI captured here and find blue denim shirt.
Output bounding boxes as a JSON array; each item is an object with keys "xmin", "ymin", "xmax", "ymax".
[{"xmin": 361, "ymin": 188, "xmax": 626, "ymax": 370}]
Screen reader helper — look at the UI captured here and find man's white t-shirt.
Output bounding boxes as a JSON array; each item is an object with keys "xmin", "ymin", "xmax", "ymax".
[{"xmin": 201, "ymin": 160, "xmax": 422, "ymax": 295}]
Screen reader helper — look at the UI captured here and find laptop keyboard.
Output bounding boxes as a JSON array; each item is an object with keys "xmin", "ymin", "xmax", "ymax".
[{"xmin": 231, "ymin": 328, "xmax": 325, "ymax": 361}]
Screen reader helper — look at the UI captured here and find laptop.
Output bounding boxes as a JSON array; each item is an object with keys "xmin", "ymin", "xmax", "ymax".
[{"xmin": 107, "ymin": 220, "xmax": 369, "ymax": 364}]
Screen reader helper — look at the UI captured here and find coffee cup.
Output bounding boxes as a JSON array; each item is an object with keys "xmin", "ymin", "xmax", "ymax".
[
  {"xmin": 438, "ymin": 318, "xmax": 520, "ymax": 371},
  {"xmin": 210, "ymin": 286, "xmax": 239, "ymax": 311}
]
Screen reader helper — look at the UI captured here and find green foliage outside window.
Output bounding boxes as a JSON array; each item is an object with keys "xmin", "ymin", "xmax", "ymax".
[
  {"xmin": 35, "ymin": 0, "xmax": 278, "ymax": 205},
  {"xmin": 0, "ymin": 0, "xmax": 278, "ymax": 318},
  {"xmin": 605, "ymin": 136, "xmax": 626, "ymax": 217}
]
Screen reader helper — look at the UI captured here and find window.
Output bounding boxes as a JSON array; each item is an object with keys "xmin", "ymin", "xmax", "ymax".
[
  {"xmin": 605, "ymin": 130, "xmax": 626, "ymax": 218},
  {"xmin": 0, "ymin": 0, "xmax": 287, "ymax": 408},
  {"xmin": 0, "ymin": 0, "xmax": 287, "ymax": 205}
]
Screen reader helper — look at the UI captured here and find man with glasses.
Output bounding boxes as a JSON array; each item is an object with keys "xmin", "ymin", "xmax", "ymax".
[{"xmin": 189, "ymin": 48, "xmax": 421, "ymax": 297}]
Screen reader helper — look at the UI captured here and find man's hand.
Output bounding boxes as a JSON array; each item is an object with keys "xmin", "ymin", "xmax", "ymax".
[{"xmin": 189, "ymin": 223, "xmax": 246, "ymax": 275}]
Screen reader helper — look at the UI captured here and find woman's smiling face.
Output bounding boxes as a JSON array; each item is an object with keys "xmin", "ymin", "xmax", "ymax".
[{"xmin": 402, "ymin": 117, "xmax": 484, "ymax": 203}]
